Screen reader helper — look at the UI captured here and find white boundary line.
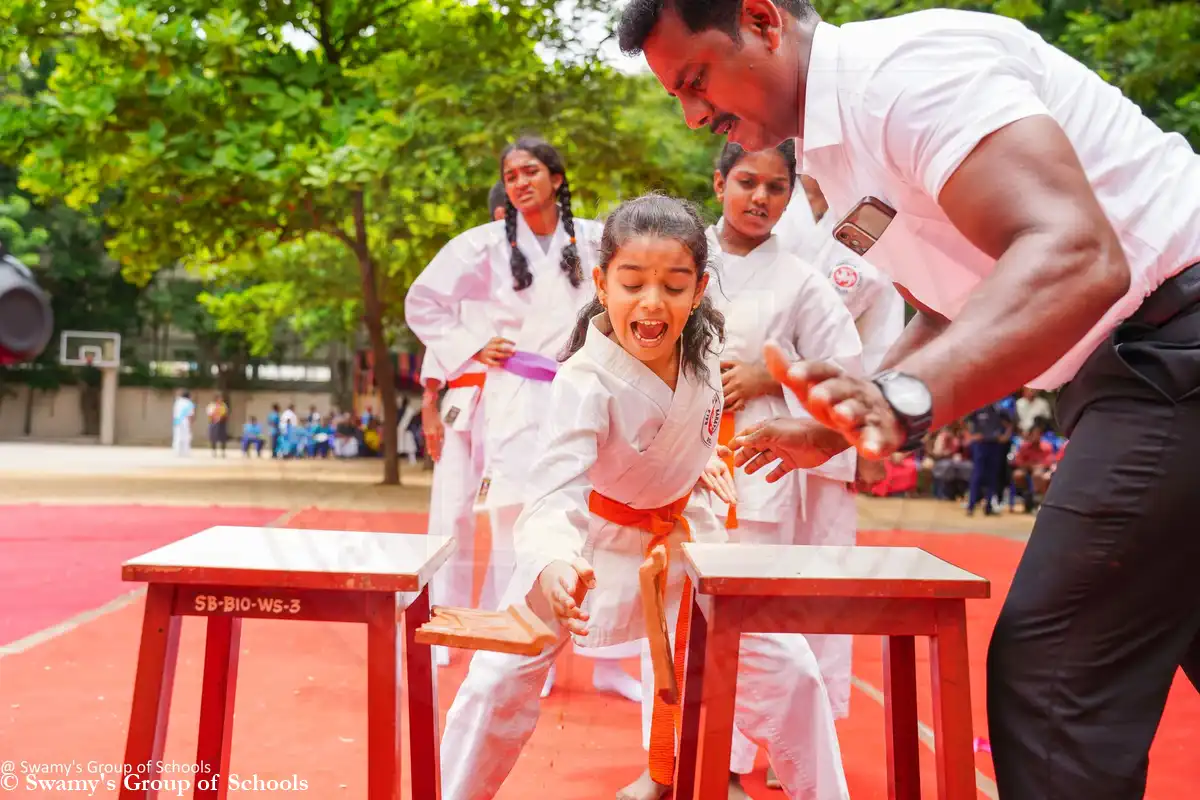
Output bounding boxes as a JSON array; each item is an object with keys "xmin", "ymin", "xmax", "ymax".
[
  {"xmin": 851, "ymin": 675, "xmax": 999, "ymax": 800},
  {"xmin": 0, "ymin": 507, "xmax": 304, "ymax": 660}
]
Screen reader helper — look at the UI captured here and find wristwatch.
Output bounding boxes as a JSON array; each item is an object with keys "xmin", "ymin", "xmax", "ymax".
[{"xmin": 871, "ymin": 370, "xmax": 933, "ymax": 452}]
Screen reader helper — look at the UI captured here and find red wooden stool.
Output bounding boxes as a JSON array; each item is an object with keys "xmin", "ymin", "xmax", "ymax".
[
  {"xmin": 672, "ymin": 543, "xmax": 990, "ymax": 800},
  {"xmin": 118, "ymin": 526, "xmax": 453, "ymax": 800}
]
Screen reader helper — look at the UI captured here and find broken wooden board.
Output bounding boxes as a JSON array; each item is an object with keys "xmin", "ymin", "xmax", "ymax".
[
  {"xmin": 639, "ymin": 544, "xmax": 678, "ymax": 705},
  {"xmin": 414, "ymin": 604, "xmax": 557, "ymax": 657}
]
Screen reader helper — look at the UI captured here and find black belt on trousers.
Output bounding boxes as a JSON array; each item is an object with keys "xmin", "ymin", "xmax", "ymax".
[{"xmin": 1128, "ymin": 260, "xmax": 1200, "ymax": 327}]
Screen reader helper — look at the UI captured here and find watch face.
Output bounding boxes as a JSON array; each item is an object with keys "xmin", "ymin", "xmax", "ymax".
[{"xmin": 883, "ymin": 375, "xmax": 933, "ymax": 417}]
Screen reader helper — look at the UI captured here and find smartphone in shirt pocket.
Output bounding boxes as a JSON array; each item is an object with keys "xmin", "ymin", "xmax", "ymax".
[{"xmin": 833, "ymin": 197, "xmax": 896, "ymax": 256}]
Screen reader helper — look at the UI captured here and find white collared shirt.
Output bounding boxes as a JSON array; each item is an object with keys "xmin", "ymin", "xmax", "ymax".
[{"xmin": 799, "ymin": 9, "xmax": 1200, "ymax": 389}]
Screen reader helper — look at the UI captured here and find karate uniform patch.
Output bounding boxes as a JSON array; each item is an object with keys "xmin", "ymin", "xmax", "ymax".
[{"xmin": 831, "ymin": 264, "xmax": 860, "ymax": 292}]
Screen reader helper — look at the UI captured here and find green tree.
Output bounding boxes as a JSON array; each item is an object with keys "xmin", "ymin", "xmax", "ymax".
[{"xmin": 0, "ymin": 0, "xmax": 661, "ymax": 483}]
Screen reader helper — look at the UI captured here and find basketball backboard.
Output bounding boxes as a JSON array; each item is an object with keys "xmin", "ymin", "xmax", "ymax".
[{"xmin": 60, "ymin": 330, "xmax": 121, "ymax": 368}]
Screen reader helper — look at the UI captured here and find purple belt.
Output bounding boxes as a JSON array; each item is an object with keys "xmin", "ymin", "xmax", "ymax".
[{"xmin": 502, "ymin": 351, "xmax": 559, "ymax": 382}]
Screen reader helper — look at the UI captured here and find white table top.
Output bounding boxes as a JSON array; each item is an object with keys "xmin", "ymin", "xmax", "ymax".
[
  {"xmin": 681, "ymin": 543, "xmax": 990, "ymax": 599},
  {"xmin": 122, "ymin": 526, "xmax": 454, "ymax": 592}
]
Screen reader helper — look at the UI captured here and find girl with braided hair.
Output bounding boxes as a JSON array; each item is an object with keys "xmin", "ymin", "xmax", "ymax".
[{"xmin": 405, "ymin": 137, "xmax": 644, "ymax": 700}]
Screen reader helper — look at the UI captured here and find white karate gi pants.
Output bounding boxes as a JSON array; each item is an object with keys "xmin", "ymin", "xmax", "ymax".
[
  {"xmin": 796, "ymin": 475, "xmax": 857, "ymax": 720},
  {"xmin": 442, "ymin": 575, "xmax": 850, "ymax": 800},
  {"xmin": 686, "ymin": 515, "xmax": 847, "ymax": 782},
  {"xmin": 172, "ymin": 422, "xmax": 192, "ymax": 457},
  {"xmin": 429, "ymin": 424, "xmax": 486, "ymax": 610},
  {"xmin": 474, "ymin": 504, "xmax": 519, "ymax": 615}
]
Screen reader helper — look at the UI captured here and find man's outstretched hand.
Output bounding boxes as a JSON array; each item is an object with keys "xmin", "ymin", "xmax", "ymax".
[
  {"xmin": 720, "ymin": 417, "xmax": 847, "ymax": 483},
  {"xmin": 762, "ymin": 341, "xmax": 905, "ymax": 460}
]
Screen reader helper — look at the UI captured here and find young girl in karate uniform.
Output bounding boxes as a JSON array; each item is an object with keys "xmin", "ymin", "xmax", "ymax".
[
  {"xmin": 404, "ymin": 137, "xmax": 644, "ymax": 700},
  {"xmin": 438, "ymin": 194, "xmax": 849, "ymax": 800}
]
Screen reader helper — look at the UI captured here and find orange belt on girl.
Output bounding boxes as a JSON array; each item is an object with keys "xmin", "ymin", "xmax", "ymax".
[
  {"xmin": 587, "ymin": 491, "xmax": 693, "ymax": 787},
  {"xmin": 718, "ymin": 410, "xmax": 739, "ymax": 529},
  {"xmin": 447, "ymin": 373, "xmax": 486, "ymax": 390}
]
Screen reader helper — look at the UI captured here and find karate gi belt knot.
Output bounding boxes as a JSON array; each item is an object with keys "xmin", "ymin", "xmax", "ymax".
[{"xmin": 587, "ymin": 490, "xmax": 693, "ymax": 787}]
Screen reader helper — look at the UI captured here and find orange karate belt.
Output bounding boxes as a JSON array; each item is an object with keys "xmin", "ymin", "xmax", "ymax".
[
  {"xmin": 587, "ymin": 491, "xmax": 693, "ymax": 787},
  {"xmin": 718, "ymin": 410, "xmax": 739, "ymax": 529},
  {"xmin": 447, "ymin": 373, "xmax": 486, "ymax": 390}
]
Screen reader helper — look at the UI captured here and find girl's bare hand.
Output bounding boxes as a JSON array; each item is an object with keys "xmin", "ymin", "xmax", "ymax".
[
  {"xmin": 474, "ymin": 337, "xmax": 516, "ymax": 367},
  {"xmin": 698, "ymin": 455, "xmax": 738, "ymax": 506},
  {"xmin": 537, "ymin": 558, "xmax": 596, "ymax": 636}
]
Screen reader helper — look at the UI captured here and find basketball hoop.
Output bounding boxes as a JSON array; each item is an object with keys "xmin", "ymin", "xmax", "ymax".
[{"xmin": 84, "ymin": 353, "xmax": 95, "ymax": 368}]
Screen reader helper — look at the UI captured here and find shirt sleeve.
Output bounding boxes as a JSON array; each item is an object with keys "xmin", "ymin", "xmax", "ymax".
[
  {"xmin": 864, "ymin": 29, "xmax": 1054, "ymax": 201},
  {"xmin": 419, "ymin": 351, "xmax": 445, "ymax": 386},
  {"xmin": 404, "ymin": 227, "xmax": 498, "ymax": 376},
  {"xmin": 512, "ymin": 368, "xmax": 610, "ymax": 582}
]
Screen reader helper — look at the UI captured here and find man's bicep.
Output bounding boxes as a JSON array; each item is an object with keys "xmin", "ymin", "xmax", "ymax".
[
  {"xmin": 870, "ymin": 35, "xmax": 1054, "ymax": 202},
  {"xmin": 936, "ymin": 115, "xmax": 1117, "ymax": 262}
]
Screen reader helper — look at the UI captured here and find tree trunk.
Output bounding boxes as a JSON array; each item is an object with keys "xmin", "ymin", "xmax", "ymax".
[{"xmin": 351, "ymin": 190, "xmax": 400, "ymax": 485}]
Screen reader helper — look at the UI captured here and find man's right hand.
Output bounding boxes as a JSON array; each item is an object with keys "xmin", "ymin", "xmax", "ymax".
[
  {"xmin": 537, "ymin": 558, "xmax": 595, "ymax": 636},
  {"xmin": 473, "ymin": 337, "xmax": 516, "ymax": 367},
  {"xmin": 721, "ymin": 417, "xmax": 849, "ymax": 483}
]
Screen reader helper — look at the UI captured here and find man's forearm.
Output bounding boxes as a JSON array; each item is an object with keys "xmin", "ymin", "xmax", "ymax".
[
  {"xmin": 894, "ymin": 231, "xmax": 1128, "ymax": 428},
  {"xmin": 878, "ymin": 311, "xmax": 951, "ymax": 373}
]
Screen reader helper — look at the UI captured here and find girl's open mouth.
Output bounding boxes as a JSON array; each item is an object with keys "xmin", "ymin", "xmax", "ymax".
[{"xmin": 632, "ymin": 320, "xmax": 667, "ymax": 347}]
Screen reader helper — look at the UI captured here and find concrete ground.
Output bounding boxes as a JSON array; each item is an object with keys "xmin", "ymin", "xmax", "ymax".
[{"xmin": 0, "ymin": 441, "xmax": 1036, "ymax": 539}]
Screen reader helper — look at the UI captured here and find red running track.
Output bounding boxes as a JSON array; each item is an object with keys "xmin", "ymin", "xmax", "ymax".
[{"xmin": 0, "ymin": 504, "xmax": 1196, "ymax": 798}]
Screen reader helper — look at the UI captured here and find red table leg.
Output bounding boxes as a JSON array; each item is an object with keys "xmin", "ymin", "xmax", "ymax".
[
  {"xmin": 366, "ymin": 593, "xmax": 401, "ymax": 800},
  {"xmin": 884, "ymin": 635, "xmax": 921, "ymax": 800},
  {"xmin": 673, "ymin": 595, "xmax": 708, "ymax": 800},
  {"xmin": 195, "ymin": 616, "xmax": 242, "ymax": 800},
  {"xmin": 931, "ymin": 601, "xmax": 976, "ymax": 799},
  {"xmin": 121, "ymin": 584, "xmax": 182, "ymax": 799},
  {"xmin": 692, "ymin": 597, "xmax": 742, "ymax": 800},
  {"xmin": 404, "ymin": 586, "xmax": 441, "ymax": 799}
]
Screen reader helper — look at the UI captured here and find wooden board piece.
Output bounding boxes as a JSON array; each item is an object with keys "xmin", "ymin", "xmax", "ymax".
[
  {"xmin": 680, "ymin": 543, "xmax": 990, "ymax": 600},
  {"xmin": 414, "ymin": 605, "xmax": 557, "ymax": 657},
  {"xmin": 122, "ymin": 527, "xmax": 454, "ymax": 593},
  {"xmin": 639, "ymin": 546, "xmax": 677, "ymax": 704}
]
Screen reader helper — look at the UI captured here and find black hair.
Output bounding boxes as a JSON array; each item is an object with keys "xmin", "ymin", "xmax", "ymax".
[
  {"xmin": 560, "ymin": 193, "xmax": 725, "ymax": 384},
  {"xmin": 716, "ymin": 139, "xmax": 797, "ymax": 190},
  {"xmin": 618, "ymin": 0, "xmax": 816, "ymax": 55},
  {"xmin": 487, "ymin": 180, "xmax": 507, "ymax": 219},
  {"xmin": 498, "ymin": 136, "xmax": 582, "ymax": 292}
]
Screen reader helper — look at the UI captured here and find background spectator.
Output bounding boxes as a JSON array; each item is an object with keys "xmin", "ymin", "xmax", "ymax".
[{"xmin": 966, "ymin": 401, "xmax": 1013, "ymax": 517}]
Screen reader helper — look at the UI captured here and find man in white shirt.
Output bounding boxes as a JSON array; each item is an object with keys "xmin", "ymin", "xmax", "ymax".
[{"xmin": 620, "ymin": 1, "xmax": 1200, "ymax": 797}]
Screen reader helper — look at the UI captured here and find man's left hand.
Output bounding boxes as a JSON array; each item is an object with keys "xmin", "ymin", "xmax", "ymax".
[{"xmin": 763, "ymin": 342, "xmax": 905, "ymax": 460}]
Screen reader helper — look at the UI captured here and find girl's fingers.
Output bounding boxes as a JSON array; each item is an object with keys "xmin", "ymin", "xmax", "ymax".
[{"xmin": 571, "ymin": 558, "xmax": 597, "ymax": 590}]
